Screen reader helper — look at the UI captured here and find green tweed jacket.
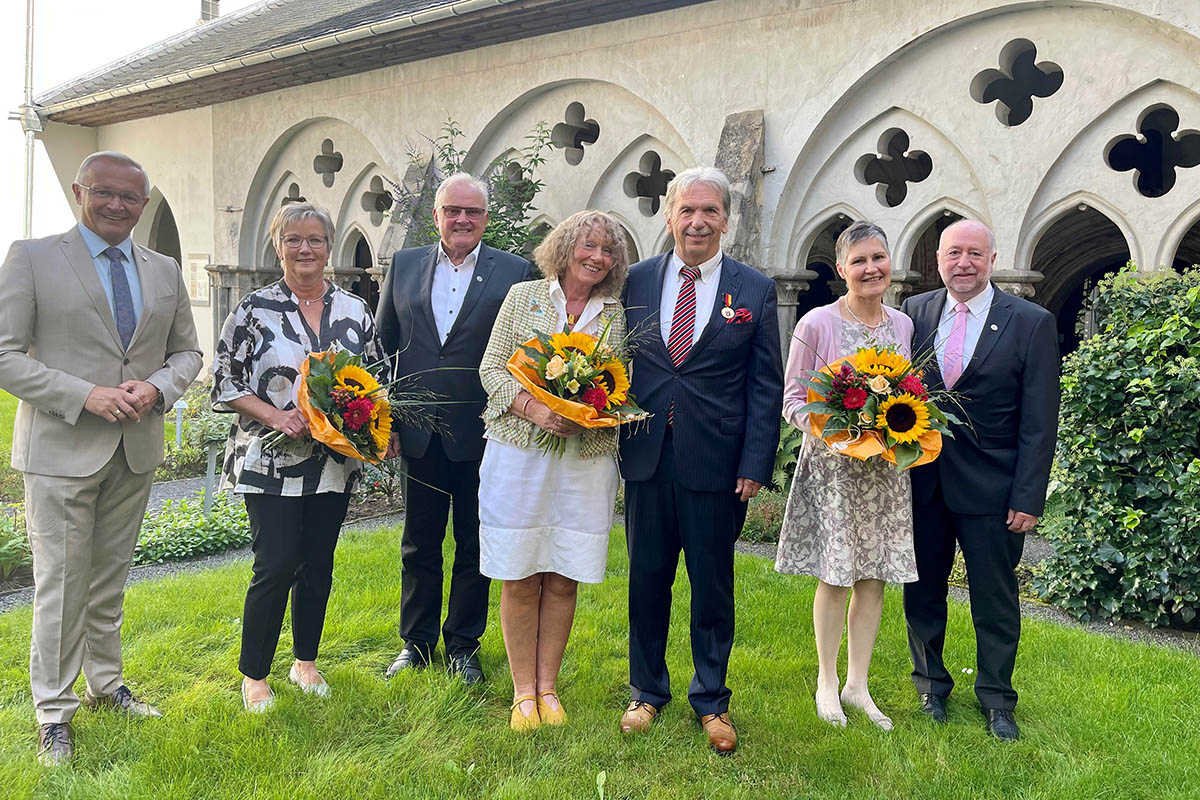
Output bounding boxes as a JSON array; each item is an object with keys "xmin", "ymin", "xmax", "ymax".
[{"xmin": 479, "ymin": 278, "xmax": 625, "ymax": 458}]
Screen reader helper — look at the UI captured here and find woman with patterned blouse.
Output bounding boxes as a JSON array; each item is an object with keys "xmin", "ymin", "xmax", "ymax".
[
  {"xmin": 212, "ymin": 203, "xmax": 386, "ymax": 712},
  {"xmin": 477, "ymin": 211, "xmax": 630, "ymax": 731}
]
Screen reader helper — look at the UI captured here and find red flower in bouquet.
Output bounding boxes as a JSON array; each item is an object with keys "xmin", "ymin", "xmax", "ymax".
[
  {"xmin": 342, "ymin": 396, "xmax": 374, "ymax": 431},
  {"xmin": 841, "ymin": 386, "xmax": 868, "ymax": 409},
  {"xmin": 581, "ymin": 384, "xmax": 609, "ymax": 411},
  {"xmin": 897, "ymin": 374, "xmax": 928, "ymax": 399}
]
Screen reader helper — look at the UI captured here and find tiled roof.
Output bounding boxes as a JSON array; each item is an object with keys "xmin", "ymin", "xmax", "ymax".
[{"xmin": 36, "ymin": 0, "xmax": 708, "ymax": 126}]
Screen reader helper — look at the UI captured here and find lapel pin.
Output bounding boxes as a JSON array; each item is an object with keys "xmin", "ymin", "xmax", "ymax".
[
  {"xmin": 720, "ymin": 292, "xmax": 735, "ymax": 319},
  {"xmin": 475, "ymin": 275, "xmax": 482, "ymax": 282},
  {"xmin": 990, "ymin": 323, "xmax": 998, "ymax": 331}
]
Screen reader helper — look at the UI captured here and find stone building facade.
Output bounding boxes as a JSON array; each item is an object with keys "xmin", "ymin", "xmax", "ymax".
[{"xmin": 32, "ymin": 0, "xmax": 1200, "ymax": 359}]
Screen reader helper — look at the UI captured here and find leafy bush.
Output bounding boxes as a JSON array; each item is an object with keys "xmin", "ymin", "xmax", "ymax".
[
  {"xmin": 157, "ymin": 380, "xmax": 229, "ymax": 481},
  {"xmin": 771, "ymin": 419, "xmax": 804, "ymax": 492},
  {"xmin": 1035, "ymin": 266, "xmax": 1200, "ymax": 627},
  {"xmin": 355, "ymin": 460, "xmax": 404, "ymax": 507},
  {"xmin": 133, "ymin": 491, "xmax": 250, "ymax": 566},
  {"xmin": 391, "ymin": 119, "xmax": 552, "ymax": 260},
  {"xmin": 740, "ymin": 490, "xmax": 788, "ymax": 543},
  {"xmin": 0, "ymin": 503, "xmax": 30, "ymax": 579}
]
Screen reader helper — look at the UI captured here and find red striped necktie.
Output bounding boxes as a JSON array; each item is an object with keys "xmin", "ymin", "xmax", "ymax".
[{"xmin": 666, "ymin": 265, "xmax": 702, "ymax": 366}]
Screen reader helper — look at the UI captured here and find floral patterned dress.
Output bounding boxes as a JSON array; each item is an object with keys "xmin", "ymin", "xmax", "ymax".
[{"xmin": 774, "ymin": 314, "xmax": 918, "ymax": 586}]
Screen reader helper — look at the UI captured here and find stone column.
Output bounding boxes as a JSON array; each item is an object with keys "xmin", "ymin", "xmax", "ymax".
[
  {"xmin": 206, "ymin": 264, "xmax": 283, "ymax": 350},
  {"xmin": 775, "ymin": 273, "xmax": 816, "ymax": 362},
  {"xmin": 714, "ymin": 110, "xmax": 765, "ymax": 267},
  {"xmin": 991, "ymin": 269, "xmax": 1042, "ymax": 299}
]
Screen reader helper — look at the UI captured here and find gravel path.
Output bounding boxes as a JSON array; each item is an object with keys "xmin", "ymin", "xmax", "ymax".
[{"xmin": 146, "ymin": 477, "xmax": 207, "ymax": 512}]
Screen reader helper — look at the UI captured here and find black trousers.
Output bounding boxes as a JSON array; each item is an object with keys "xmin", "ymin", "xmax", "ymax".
[
  {"xmin": 624, "ymin": 430, "xmax": 747, "ymax": 716},
  {"xmin": 239, "ymin": 491, "xmax": 350, "ymax": 680},
  {"xmin": 399, "ymin": 434, "xmax": 488, "ymax": 658},
  {"xmin": 903, "ymin": 491, "xmax": 1025, "ymax": 710}
]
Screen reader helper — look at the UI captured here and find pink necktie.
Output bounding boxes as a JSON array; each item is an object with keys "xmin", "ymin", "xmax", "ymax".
[{"xmin": 942, "ymin": 301, "xmax": 969, "ymax": 388}]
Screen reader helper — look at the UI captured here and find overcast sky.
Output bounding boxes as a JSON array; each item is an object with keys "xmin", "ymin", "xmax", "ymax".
[{"xmin": 0, "ymin": 0, "xmax": 261, "ymax": 248}]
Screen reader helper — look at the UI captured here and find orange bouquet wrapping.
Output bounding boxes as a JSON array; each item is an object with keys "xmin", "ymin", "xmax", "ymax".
[{"xmin": 798, "ymin": 349, "xmax": 958, "ymax": 471}]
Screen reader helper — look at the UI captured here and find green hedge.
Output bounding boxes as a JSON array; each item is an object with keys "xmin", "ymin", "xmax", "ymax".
[{"xmin": 1036, "ymin": 265, "xmax": 1200, "ymax": 626}]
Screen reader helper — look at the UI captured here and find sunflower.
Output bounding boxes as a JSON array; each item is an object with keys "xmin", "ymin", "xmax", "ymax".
[
  {"xmin": 368, "ymin": 398, "xmax": 392, "ymax": 453},
  {"xmin": 334, "ymin": 364, "xmax": 381, "ymax": 397},
  {"xmin": 548, "ymin": 330, "xmax": 597, "ymax": 359},
  {"xmin": 875, "ymin": 393, "xmax": 931, "ymax": 444},
  {"xmin": 591, "ymin": 359, "xmax": 630, "ymax": 407},
  {"xmin": 854, "ymin": 347, "xmax": 910, "ymax": 378}
]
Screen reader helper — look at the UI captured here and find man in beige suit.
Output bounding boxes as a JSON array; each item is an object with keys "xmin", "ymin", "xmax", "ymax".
[{"xmin": 0, "ymin": 152, "xmax": 202, "ymax": 765}]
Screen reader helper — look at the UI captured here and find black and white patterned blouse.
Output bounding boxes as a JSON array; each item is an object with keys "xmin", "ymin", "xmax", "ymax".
[{"xmin": 212, "ymin": 279, "xmax": 387, "ymax": 496}]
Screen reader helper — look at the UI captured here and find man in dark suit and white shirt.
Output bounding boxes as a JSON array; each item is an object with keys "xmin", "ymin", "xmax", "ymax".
[
  {"xmin": 617, "ymin": 167, "xmax": 783, "ymax": 754},
  {"xmin": 901, "ymin": 219, "xmax": 1059, "ymax": 741},
  {"xmin": 375, "ymin": 173, "xmax": 532, "ymax": 684}
]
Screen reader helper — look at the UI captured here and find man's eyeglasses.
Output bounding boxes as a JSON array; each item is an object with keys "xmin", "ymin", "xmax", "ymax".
[
  {"xmin": 438, "ymin": 205, "xmax": 486, "ymax": 220},
  {"xmin": 77, "ymin": 184, "xmax": 146, "ymax": 206},
  {"xmin": 281, "ymin": 235, "xmax": 329, "ymax": 249}
]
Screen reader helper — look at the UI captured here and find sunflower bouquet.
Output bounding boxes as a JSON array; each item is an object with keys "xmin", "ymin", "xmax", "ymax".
[
  {"xmin": 263, "ymin": 350, "xmax": 392, "ymax": 463},
  {"xmin": 798, "ymin": 346, "xmax": 960, "ymax": 470},
  {"xmin": 505, "ymin": 319, "xmax": 649, "ymax": 456}
]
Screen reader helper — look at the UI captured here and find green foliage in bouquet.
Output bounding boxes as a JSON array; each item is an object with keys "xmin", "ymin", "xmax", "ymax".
[{"xmin": 1036, "ymin": 265, "xmax": 1200, "ymax": 627}]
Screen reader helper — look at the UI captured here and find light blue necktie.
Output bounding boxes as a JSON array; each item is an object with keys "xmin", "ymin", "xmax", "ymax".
[{"xmin": 103, "ymin": 246, "xmax": 136, "ymax": 350}]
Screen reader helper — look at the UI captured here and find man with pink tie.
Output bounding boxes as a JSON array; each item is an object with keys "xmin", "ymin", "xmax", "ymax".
[{"xmin": 900, "ymin": 220, "xmax": 1059, "ymax": 741}]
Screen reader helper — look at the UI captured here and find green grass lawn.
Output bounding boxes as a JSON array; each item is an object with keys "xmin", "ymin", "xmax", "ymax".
[
  {"xmin": 0, "ymin": 525, "xmax": 1197, "ymax": 799},
  {"xmin": 0, "ymin": 391, "xmax": 19, "ymax": 501}
]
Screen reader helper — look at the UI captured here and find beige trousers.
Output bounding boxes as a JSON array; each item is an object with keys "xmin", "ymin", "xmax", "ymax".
[{"xmin": 24, "ymin": 442, "xmax": 154, "ymax": 724}]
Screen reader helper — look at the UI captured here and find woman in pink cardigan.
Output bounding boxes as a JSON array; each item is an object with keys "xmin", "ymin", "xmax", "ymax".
[{"xmin": 775, "ymin": 221, "xmax": 917, "ymax": 730}]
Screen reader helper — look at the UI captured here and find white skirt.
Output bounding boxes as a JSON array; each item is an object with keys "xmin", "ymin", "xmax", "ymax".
[{"xmin": 478, "ymin": 435, "xmax": 618, "ymax": 584}]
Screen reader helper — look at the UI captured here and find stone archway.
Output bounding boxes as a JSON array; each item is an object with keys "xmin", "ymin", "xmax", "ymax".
[
  {"xmin": 907, "ymin": 210, "xmax": 964, "ymax": 296},
  {"xmin": 342, "ymin": 227, "xmax": 379, "ymax": 309},
  {"xmin": 796, "ymin": 216, "xmax": 851, "ymax": 324},
  {"xmin": 1172, "ymin": 217, "xmax": 1200, "ymax": 272},
  {"xmin": 1031, "ymin": 206, "xmax": 1131, "ymax": 354}
]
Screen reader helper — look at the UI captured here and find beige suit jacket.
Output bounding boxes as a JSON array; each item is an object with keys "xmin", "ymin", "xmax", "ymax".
[{"xmin": 0, "ymin": 226, "xmax": 203, "ymax": 477}]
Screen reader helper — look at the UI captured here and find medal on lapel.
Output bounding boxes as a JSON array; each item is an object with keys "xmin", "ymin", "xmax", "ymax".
[{"xmin": 720, "ymin": 293, "xmax": 735, "ymax": 319}]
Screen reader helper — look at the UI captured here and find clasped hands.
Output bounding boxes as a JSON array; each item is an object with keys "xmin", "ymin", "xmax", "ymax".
[
  {"xmin": 85, "ymin": 381, "xmax": 159, "ymax": 423},
  {"xmin": 515, "ymin": 391, "xmax": 583, "ymax": 438}
]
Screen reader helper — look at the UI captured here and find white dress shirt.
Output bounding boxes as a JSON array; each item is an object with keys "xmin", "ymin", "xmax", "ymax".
[
  {"xmin": 431, "ymin": 241, "xmax": 481, "ymax": 344},
  {"xmin": 549, "ymin": 278, "xmax": 611, "ymax": 334},
  {"xmin": 659, "ymin": 249, "xmax": 724, "ymax": 348},
  {"xmin": 935, "ymin": 282, "xmax": 995, "ymax": 376}
]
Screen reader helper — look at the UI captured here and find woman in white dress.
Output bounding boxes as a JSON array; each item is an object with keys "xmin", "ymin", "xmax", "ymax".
[{"xmin": 477, "ymin": 211, "xmax": 630, "ymax": 731}]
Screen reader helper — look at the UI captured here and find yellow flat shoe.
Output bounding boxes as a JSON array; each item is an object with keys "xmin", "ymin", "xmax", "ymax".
[
  {"xmin": 510, "ymin": 695, "xmax": 540, "ymax": 732},
  {"xmin": 536, "ymin": 691, "xmax": 566, "ymax": 725}
]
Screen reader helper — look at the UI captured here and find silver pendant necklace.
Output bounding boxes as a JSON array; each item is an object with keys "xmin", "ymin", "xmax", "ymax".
[{"xmin": 841, "ymin": 297, "xmax": 884, "ymax": 329}]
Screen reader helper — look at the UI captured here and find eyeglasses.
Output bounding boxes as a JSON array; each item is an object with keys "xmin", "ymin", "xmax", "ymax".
[
  {"xmin": 281, "ymin": 235, "xmax": 329, "ymax": 249},
  {"xmin": 77, "ymin": 184, "xmax": 146, "ymax": 206},
  {"xmin": 438, "ymin": 205, "xmax": 486, "ymax": 220}
]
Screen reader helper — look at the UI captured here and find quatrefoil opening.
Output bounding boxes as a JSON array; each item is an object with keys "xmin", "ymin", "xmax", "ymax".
[
  {"xmin": 854, "ymin": 129, "xmax": 933, "ymax": 208},
  {"xmin": 623, "ymin": 151, "xmax": 676, "ymax": 217},
  {"xmin": 551, "ymin": 102, "xmax": 601, "ymax": 166},
  {"xmin": 970, "ymin": 38, "xmax": 1064, "ymax": 127},
  {"xmin": 313, "ymin": 138, "xmax": 344, "ymax": 188},
  {"xmin": 360, "ymin": 176, "xmax": 393, "ymax": 225},
  {"xmin": 281, "ymin": 182, "xmax": 307, "ymax": 206},
  {"xmin": 1106, "ymin": 104, "xmax": 1200, "ymax": 198}
]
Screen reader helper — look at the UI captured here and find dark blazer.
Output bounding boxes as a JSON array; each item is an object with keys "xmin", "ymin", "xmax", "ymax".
[
  {"xmin": 619, "ymin": 252, "xmax": 783, "ymax": 492},
  {"xmin": 375, "ymin": 242, "xmax": 533, "ymax": 461},
  {"xmin": 902, "ymin": 284, "xmax": 1059, "ymax": 517}
]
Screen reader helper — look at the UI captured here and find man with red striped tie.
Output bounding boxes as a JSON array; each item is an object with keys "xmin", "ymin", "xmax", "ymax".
[{"xmin": 617, "ymin": 166, "xmax": 783, "ymax": 754}]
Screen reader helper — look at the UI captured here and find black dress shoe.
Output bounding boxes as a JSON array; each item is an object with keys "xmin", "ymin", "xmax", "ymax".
[
  {"xmin": 984, "ymin": 708, "xmax": 1020, "ymax": 741},
  {"xmin": 918, "ymin": 693, "xmax": 948, "ymax": 723},
  {"xmin": 385, "ymin": 644, "xmax": 432, "ymax": 678},
  {"xmin": 37, "ymin": 722, "xmax": 73, "ymax": 766},
  {"xmin": 447, "ymin": 653, "xmax": 485, "ymax": 685}
]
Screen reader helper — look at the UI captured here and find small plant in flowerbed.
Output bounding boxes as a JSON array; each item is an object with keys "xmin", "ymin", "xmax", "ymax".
[
  {"xmin": 156, "ymin": 380, "xmax": 229, "ymax": 482},
  {"xmin": 1036, "ymin": 265, "xmax": 1200, "ymax": 627},
  {"xmin": 132, "ymin": 490, "xmax": 250, "ymax": 566},
  {"xmin": 0, "ymin": 503, "xmax": 30, "ymax": 580},
  {"xmin": 350, "ymin": 460, "xmax": 405, "ymax": 520}
]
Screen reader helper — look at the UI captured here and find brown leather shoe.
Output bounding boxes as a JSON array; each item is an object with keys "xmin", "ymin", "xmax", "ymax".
[
  {"xmin": 700, "ymin": 712, "xmax": 737, "ymax": 755},
  {"xmin": 619, "ymin": 700, "xmax": 658, "ymax": 734},
  {"xmin": 37, "ymin": 722, "xmax": 73, "ymax": 766}
]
